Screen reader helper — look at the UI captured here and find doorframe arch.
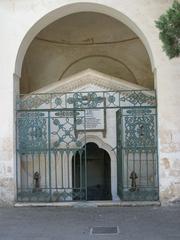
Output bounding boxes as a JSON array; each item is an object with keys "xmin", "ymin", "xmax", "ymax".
[{"xmin": 79, "ymin": 135, "xmax": 119, "ymax": 201}]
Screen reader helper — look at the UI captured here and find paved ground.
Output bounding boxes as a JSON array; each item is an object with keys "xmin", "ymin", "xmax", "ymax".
[{"xmin": 0, "ymin": 205, "xmax": 180, "ymax": 240}]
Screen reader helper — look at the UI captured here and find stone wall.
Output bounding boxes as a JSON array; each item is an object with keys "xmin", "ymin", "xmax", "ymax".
[{"xmin": 0, "ymin": 0, "xmax": 180, "ymax": 205}]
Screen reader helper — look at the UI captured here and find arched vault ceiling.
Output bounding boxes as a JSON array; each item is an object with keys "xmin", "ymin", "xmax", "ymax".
[{"xmin": 21, "ymin": 12, "xmax": 154, "ymax": 94}]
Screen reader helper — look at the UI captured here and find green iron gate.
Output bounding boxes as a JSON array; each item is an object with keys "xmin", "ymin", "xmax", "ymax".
[
  {"xmin": 16, "ymin": 109, "xmax": 87, "ymax": 202},
  {"xmin": 116, "ymin": 107, "xmax": 158, "ymax": 201},
  {"xmin": 16, "ymin": 90, "xmax": 158, "ymax": 202}
]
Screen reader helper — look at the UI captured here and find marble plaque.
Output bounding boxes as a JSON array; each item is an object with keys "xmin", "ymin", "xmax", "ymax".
[{"xmin": 77, "ymin": 109, "xmax": 105, "ymax": 130}]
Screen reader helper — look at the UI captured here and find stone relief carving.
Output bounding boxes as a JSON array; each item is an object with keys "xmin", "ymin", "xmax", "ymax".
[{"xmin": 33, "ymin": 69, "xmax": 147, "ymax": 94}]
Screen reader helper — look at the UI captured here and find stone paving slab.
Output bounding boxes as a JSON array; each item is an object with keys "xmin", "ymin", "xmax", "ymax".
[{"xmin": 0, "ymin": 206, "xmax": 180, "ymax": 240}]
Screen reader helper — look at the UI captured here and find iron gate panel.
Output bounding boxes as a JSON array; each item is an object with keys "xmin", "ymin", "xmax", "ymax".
[
  {"xmin": 16, "ymin": 110, "xmax": 87, "ymax": 202},
  {"xmin": 17, "ymin": 90, "xmax": 156, "ymax": 110},
  {"xmin": 16, "ymin": 90, "xmax": 158, "ymax": 202},
  {"xmin": 116, "ymin": 107, "xmax": 159, "ymax": 201}
]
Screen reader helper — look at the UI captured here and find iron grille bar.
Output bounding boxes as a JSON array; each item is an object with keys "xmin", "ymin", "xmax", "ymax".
[{"xmin": 16, "ymin": 90, "xmax": 158, "ymax": 202}]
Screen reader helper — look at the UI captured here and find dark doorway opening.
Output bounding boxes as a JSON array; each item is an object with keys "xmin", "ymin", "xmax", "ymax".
[{"xmin": 72, "ymin": 142, "xmax": 112, "ymax": 201}]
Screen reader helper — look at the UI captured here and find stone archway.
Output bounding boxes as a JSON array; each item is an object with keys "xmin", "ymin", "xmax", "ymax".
[
  {"xmin": 1, "ymin": 0, "xmax": 179, "ymax": 206},
  {"xmin": 14, "ymin": 2, "xmax": 156, "ymax": 86},
  {"xmin": 13, "ymin": 2, "xmax": 159, "ymax": 204},
  {"xmin": 72, "ymin": 142, "xmax": 112, "ymax": 201},
  {"xmin": 79, "ymin": 135, "xmax": 118, "ymax": 201}
]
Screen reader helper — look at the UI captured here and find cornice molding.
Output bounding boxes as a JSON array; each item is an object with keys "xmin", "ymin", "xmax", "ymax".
[{"xmin": 34, "ymin": 68, "xmax": 147, "ymax": 94}]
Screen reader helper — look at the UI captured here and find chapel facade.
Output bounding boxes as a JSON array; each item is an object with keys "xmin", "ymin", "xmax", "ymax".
[{"xmin": 0, "ymin": 0, "xmax": 180, "ymax": 205}]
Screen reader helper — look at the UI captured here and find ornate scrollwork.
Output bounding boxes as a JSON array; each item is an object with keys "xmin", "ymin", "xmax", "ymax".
[
  {"xmin": 17, "ymin": 90, "xmax": 156, "ymax": 110},
  {"xmin": 17, "ymin": 112, "xmax": 48, "ymax": 153},
  {"xmin": 124, "ymin": 109, "xmax": 155, "ymax": 148}
]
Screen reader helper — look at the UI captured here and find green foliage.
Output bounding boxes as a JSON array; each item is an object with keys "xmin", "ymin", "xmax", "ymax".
[{"xmin": 155, "ymin": 1, "xmax": 180, "ymax": 59}]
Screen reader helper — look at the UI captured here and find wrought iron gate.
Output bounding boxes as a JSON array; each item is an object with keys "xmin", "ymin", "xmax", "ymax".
[
  {"xmin": 16, "ymin": 109, "xmax": 87, "ymax": 202},
  {"xmin": 116, "ymin": 107, "xmax": 158, "ymax": 201},
  {"xmin": 16, "ymin": 90, "xmax": 158, "ymax": 202}
]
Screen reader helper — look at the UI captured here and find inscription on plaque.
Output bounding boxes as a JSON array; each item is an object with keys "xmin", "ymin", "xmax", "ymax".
[{"xmin": 77, "ymin": 109, "xmax": 105, "ymax": 130}]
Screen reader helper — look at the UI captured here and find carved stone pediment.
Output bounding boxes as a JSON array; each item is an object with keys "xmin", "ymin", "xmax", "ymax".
[{"xmin": 34, "ymin": 68, "xmax": 148, "ymax": 93}]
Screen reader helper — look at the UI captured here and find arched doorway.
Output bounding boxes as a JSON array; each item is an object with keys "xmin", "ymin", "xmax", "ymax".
[
  {"xmin": 72, "ymin": 143, "xmax": 111, "ymax": 201},
  {"xmin": 14, "ymin": 3, "xmax": 159, "ymax": 203}
]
